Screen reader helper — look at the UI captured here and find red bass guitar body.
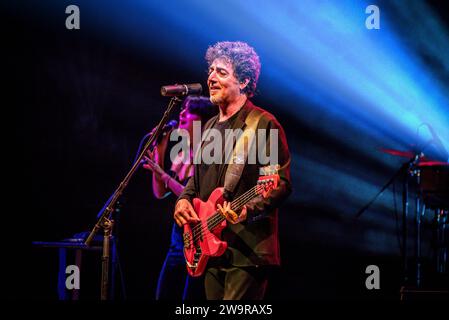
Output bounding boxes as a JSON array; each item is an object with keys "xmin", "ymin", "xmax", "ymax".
[
  {"xmin": 183, "ymin": 187, "xmax": 227, "ymax": 277},
  {"xmin": 183, "ymin": 173, "xmax": 279, "ymax": 277}
]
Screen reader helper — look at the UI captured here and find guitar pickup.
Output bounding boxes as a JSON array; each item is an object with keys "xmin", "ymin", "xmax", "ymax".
[{"xmin": 183, "ymin": 232, "xmax": 191, "ymax": 248}]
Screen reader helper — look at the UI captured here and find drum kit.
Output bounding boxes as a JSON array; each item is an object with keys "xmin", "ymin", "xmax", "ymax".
[
  {"xmin": 381, "ymin": 148, "xmax": 448, "ymax": 209},
  {"xmin": 380, "ymin": 148, "xmax": 448, "ymax": 287}
]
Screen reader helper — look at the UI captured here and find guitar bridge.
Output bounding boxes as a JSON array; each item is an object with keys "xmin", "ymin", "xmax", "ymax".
[{"xmin": 186, "ymin": 246, "xmax": 202, "ymax": 268}]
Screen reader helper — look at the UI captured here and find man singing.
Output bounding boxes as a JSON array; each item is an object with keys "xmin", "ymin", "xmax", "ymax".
[{"xmin": 174, "ymin": 41, "xmax": 291, "ymax": 300}]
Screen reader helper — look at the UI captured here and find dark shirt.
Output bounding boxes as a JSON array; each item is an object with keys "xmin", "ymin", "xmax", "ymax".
[
  {"xmin": 197, "ymin": 108, "xmax": 243, "ymax": 201},
  {"xmin": 178, "ymin": 100, "xmax": 292, "ymax": 267}
]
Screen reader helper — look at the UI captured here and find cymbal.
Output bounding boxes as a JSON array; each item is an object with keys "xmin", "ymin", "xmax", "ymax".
[
  {"xmin": 417, "ymin": 160, "xmax": 449, "ymax": 167},
  {"xmin": 379, "ymin": 148, "xmax": 449, "ymax": 167},
  {"xmin": 379, "ymin": 148, "xmax": 434, "ymax": 161},
  {"xmin": 380, "ymin": 148, "xmax": 416, "ymax": 158}
]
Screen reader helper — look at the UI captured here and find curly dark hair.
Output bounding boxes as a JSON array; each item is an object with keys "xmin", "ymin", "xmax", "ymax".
[{"xmin": 205, "ymin": 41, "xmax": 261, "ymax": 97}]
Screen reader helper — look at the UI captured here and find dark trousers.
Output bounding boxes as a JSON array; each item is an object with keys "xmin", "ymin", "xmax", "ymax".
[
  {"xmin": 156, "ymin": 223, "xmax": 205, "ymax": 300},
  {"xmin": 155, "ymin": 248, "xmax": 186, "ymax": 300},
  {"xmin": 155, "ymin": 250, "xmax": 205, "ymax": 300},
  {"xmin": 205, "ymin": 265, "xmax": 269, "ymax": 300}
]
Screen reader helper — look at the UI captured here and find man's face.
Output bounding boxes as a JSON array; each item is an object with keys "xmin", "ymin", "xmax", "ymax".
[{"xmin": 207, "ymin": 58, "xmax": 242, "ymax": 106}]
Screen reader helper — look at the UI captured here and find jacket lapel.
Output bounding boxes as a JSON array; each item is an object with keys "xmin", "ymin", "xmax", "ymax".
[{"xmin": 216, "ymin": 100, "xmax": 253, "ymax": 184}]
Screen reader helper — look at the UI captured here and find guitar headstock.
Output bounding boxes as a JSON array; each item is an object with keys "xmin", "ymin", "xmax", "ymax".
[{"xmin": 256, "ymin": 174, "xmax": 280, "ymax": 198}]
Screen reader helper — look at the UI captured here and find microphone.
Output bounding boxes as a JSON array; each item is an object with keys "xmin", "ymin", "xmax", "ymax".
[
  {"xmin": 162, "ymin": 119, "xmax": 178, "ymax": 131},
  {"xmin": 150, "ymin": 119, "xmax": 178, "ymax": 136},
  {"xmin": 161, "ymin": 83, "xmax": 202, "ymax": 96}
]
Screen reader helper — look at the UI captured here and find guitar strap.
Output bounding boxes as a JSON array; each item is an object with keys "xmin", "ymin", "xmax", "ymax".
[{"xmin": 223, "ymin": 108, "xmax": 264, "ymax": 197}]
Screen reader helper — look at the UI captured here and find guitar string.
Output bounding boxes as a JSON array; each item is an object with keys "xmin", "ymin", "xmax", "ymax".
[
  {"xmin": 188, "ymin": 186, "xmax": 260, "ymax": 243},
  {"xmin": 189, "ymin": 186, "xmax": 262, "ymax": 243},
  {"xmin": 196, "ymin": 186, "xmax": 260, "ymax": 236},
  {"xmin": 191, "ymin": 180, "xmax": 272, "ymax": 234},
  {"xmin": 188, "ymin": 187, "xmax": 255, "ymax": 237},
  {"xmin": 189, "ymin": 185, "xmax": 267, "ymax": 243},
  {"xmin": 186, "ymin": 180, "xmax": 276, "ymax": 268},
  {"xmin": 185, "ymin": 186, "xmax": 259, "ymax": 260},
  {"xmin": 189, "ymin": 184, "xmax": 260, "ymax": 236},
  {"xmin": 187, "ymin": 179, "xmax": 275, "ymax": 245},
  {"xmin": 189, "ymin": 185, "xmax": 259, "ymax": 235},
  {"xmin": 192, "ymin": 182, "xmax": 269, "ymax": 236}
]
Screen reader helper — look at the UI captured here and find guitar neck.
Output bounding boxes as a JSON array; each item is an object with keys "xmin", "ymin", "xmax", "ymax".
[
  {"xmin": 207, "ymin": 185, "xmax": 262, "ymax": 229},
  {"xmin": 230, "ymin": 185, "xmax": 261, "ymax": 212}
]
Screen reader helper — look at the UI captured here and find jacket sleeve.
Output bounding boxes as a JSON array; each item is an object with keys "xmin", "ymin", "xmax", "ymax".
[
  {"xmin": 245, "ymin": 115, "xmax": 292, "ymax": 222},
  {"xmin": 176, "ymin": 173, "xmax": 197, "ymax": 204}
]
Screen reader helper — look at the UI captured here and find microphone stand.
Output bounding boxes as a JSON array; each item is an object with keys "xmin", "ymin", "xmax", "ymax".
[
  {"xmin": 84, "ymin": 96, "xmax": 182, "ymax": 300},
  {"xmin": 356, "ymin": 153, "xmax": 422, "ymax": 286},
  {"xmin": 355, "ymin": 154, "xmax": 420, "ymax": 218}
]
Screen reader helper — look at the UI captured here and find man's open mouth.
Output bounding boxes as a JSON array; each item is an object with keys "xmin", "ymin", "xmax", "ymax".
[{"xmin": 209, "ymin": 86, "xmax": 220, "ymax": 94}]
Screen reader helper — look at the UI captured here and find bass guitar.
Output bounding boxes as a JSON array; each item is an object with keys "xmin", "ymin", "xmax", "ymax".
[{"xmin": 183, "ymin": 173, "xmax": 279, "ymax": 277}]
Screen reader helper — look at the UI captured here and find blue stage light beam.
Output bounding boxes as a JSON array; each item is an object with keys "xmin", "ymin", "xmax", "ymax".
[{"xmin": 29, "ymin": 0, "xmax": 449, "ymax": 254}]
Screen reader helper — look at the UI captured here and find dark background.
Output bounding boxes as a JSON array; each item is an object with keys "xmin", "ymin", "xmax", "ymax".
[{"xmin": 4, "ymin": 0, "xmax": 449, "ymax": 300}]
